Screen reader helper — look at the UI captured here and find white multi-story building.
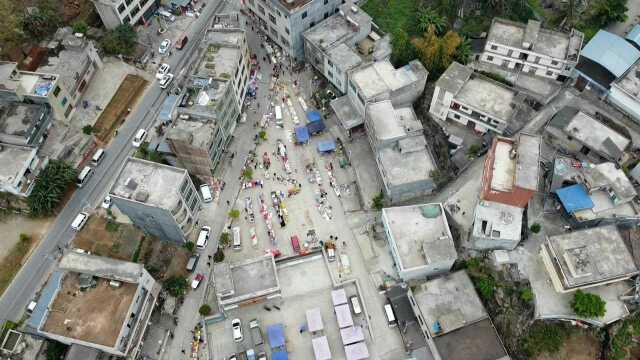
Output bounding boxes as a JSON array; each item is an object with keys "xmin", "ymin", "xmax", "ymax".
[
  {"xmin": 92, "ymin": 0, "xmax": 157, "ymax": 30},
  {"xmin": 430, "ymin": 62, "xmax": 524, "ymax": 134},
  {"xmin": 480, "ymin": 18, "xmax": 583, "ymax": 80},
  {"xmin": 244, "ymin": 0, "xmax": 343, "ymax": 60}
]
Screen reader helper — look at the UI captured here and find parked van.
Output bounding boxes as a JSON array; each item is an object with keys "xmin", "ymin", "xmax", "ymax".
[
  {"xmin": 197, "ymin": 226, "xmax": 210, "ymax": 250},
  {"xmin": 200, "ymin": 184, "xmax": 212, "ymax": 203},
  {"xmin": 71, "ymin": 212, "xmax": 89, "ymax": 231},
  {"xmin": 76, "ymin": 166, "xmax": 93, "ymax": 187},
  {"xmin": 91, "ymin": 148, "xmax": 105, "ymax": 165},
  {"xmin": 158, "ymin": 9, "xmax": 176, "ymax": 22},
  {"xmin": 186, "ymin": 254, "xmax": 200, "ymax": 272},
  {"xmin": 350, "ymin": 295, "xmax": 362, "ymax": 315},
  {"xmin": 176, "ymin": 34, "xmax": 189, "ymax": 50},
  {"xmin": 132, "ymin": 128, "xmax": 147, "ymax": 148},
  {"xmin": 384, "ymin": 303, "xmax": 397, "ymax": 327},
  {"xmin": 232, "ymin": 226, "xmax": 241, "ymax": 250}
]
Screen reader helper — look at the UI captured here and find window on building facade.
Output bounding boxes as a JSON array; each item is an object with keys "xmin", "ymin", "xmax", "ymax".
[
  {"xmin": 117, "ymin": 3, "xmax": 126, "ymax": 13},
  {"xmin": 486, "ymin": 56, "xmax": 494, "ymax": 61},
  {"xmin": 327, "ymin": 70, "xmax": 333, "ymax": 78},
  {"xmin": 310, "ymin": 21, "xmax": 315, "ymax": 28},
  {"xmin": 327, "ymin": 59, "xmax": 333, "ymax": 68},
  {"xmin": 130, "ymin": 4, "xmax": 140, "ymax": 16},
  {"xmin": 551, "ymin": 60, "xmax": 558, "ymax": 66},
  {"xmin": 123, "ymin": 15, "xmax": 131, "ymax": 23},
  {"xmin": 269, "ymin": 14, "xmax": 276, "ymax": 24},
  {"xmin": 324, "ymin": 0, "xmax": 329, "ymax": 4},
  {"xmin": 125, "ymin": 0, "xmax": 133, "ymax": 6},
  {"xmin": 270, "ymin": 27, "xmax": 278, "ymax": 37},
  {"xmin": 546, "ymin": 70, "xmax": 554, "ymax": 76},
  {"xmin": 140, "ymin": 0, "xmax": 149, "ymax": 7},
  {"xmin": 349, "ymin": 81, "xmax": 356, "ymax": 93},
  {"xmin": 258, "ymin": 5, "xmax": 265, "ymax": 14},
  {"xmin": 276, "ymin": 9, "xmax": 281, "ymax": 16},
  {"xmin": 324, "ymin": 12, "xmax": 329, "ymax": 19},
  {"xmin": 61, "ymin": 97, "xmax": 68, "ymax": 107},
  {"xmin": 53, "ymin": 86, "xmax": 61, "ymax": 97},
  {"xmin": 64, "ymin": 104, "xmax": 73, "ymax": 118},
  {"xmin": 285, "ymin": 27, "xmax": 290, "ymax": 34},
  {"xmin": 491, "ymin": 45, "xmax": 498, "ymax": 50},
  {"xmin": 302, "ymin": 11, "xmax": 307, "ymax": 18}
]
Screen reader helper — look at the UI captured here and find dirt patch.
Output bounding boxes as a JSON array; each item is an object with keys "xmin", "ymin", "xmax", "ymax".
[
  {"xmin": 0, "ymin": 233, "xmax": 37, "ymax": 297},
  {"xmin": 536, "ymin": 332, "xmax": 600, "ymax": 360},
  {"xmin": 139, "ymin": 237, "xmax": 190, "ymax": 281},
  {"xmin": 0, "ymin": 215, "xmax": 51, "ymax": 262},
  {"xmin": 72, "ymin": 216, "xmax": 143, "ymax": 261},
  {"xmin": 92, "ymin": 74, "xmax": 148, "ymax": 143}
]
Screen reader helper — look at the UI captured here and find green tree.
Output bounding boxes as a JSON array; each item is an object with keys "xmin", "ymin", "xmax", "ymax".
[
  {"xmin": 228, "ymin": 209, "xmax": 240, "ymax": 219},
  {"xmin": 100, "ymin": 24, "xmax": 137, "ymax": 56},
  {"xmin": 19, "ymin": 233, "xmax": 31, "ymax": 243},
  {"xmin": 412, "ymin": 26, "xmax": 462, "ymax": 77},
  {"xmin": 163, "ymin": 276, "xmax": 188, "ymax": 297},
  {"xmin": 475, "ymin": 275, "xmax": 496, "ymax": 299},
  {"xmin": 371, "ymin": 193, "xmax": 384, "ymax": 210},
  {"xmin": 591, "ymin": 0, "xmax": 628, "ymax": 27},
  {"xmin": 28, "ymin": 160, "xmax": 78, "ymax": 216},
  {"xmin": 219, "ymin": 233, "xmax": 231, "ymax": 248},
  {"xmin": 520, "ymin": 287, "xmax": 534, "ymax": 302},
  {"xmin": 522, "ymin": 322, "xmax": 570, "ymax": 356},
  {"xmin": 390, "ymin": 27, "xmax": 415, "ymax": 66},
  {"xmin": 22, "ymin": 0, "xmax": 60, "ymax": 41},
  {"xmin": 454, "ymin": 37, "xmax": 473, "ymax": 65},
  {"xmin": 184, "ymin": 241, "xmax": 195, "ymax": 252},
  {"xmin": 242, "ymin": 168, "xmax": 254, "ymax": 180},
  {"xmin": 45, "ymin": 340, "xmax": 68, "ymax": 360},
  {"xmin": 199, "ymin": 304, "xmax": 212, "ymax": 316},
  {"xmin": 530, "ymin": 223, "xmax": 541, "ymax": 233},
  {"xmin": 572, "ymin": 290, "xmax": 606, "ymax": 318},
  {"xmin": 213, "ymin": 247, "xmax": 225, "ymax": 262},
  {"xmin": 82, "ymin": 125, "xmax": 93, "ymax": 135},
  {"xmin": 72, "ymin": 20, "xmax": 88, "ymax": 34},
  {"xmin": 417, "ymin": 7, "xmax": 447, "ymax": 34},
  {"xmin": 258, "ymin": 130, "xmax": 267, "ymax": 141},
  {"xmin": 0, "ymin": 0, "xmax": 25, "ymax": 49}
]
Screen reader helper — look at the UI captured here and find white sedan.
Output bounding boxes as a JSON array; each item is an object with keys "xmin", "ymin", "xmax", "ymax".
[
  {"xmin": 101, "ymin": 196, "xmax": 112, "ymax": 209},
  {"xmin": 156, "ymin": 63, "xmax": 170, "ymax": 80},
  {"xmin": 231, "ymin": 318, "xmax": 243, "ymax": 342},
  {"xmin": 159, "ymin": 39, "xmax": 171, "ymax": 54},
  {"xmin": 159, "ymin": 73, "xmax": 174, "ymax": 89}
]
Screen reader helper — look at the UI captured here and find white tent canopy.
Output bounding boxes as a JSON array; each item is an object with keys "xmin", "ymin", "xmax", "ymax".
[
  {"xmin": 306, "ymin": 308, "xmax": 324, "ymax": 332},
  {"xmin": 345, "ymin": 342, "xmax": 369, "ymax": 360},
  {"xmin": 334, "ymin": 304, "xmax": 353, "ymax": 328},
  {"xmin": 331, "ymin": 288, "xmax": 348, "ymax": 306},
  {"xmin": 340, "ymin": 326, "xmax": 365, "ymax": 345},
  {"xmin": 312, "ymin": 336, "xmax": 332, "ymax": 360}
]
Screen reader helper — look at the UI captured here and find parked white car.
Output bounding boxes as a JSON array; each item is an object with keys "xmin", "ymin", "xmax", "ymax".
[
  {"xmin": 156, "ymin": 63, "xmax": 170, "ymax": 79},
  {"xmin": 132, "ymin": 128, "xmax": 147, "ymax": 148},
  {"xmin": 101, "ymin": 195, "xmax": 112, "ymax": 209},
  {"xmin": 159, "ymin": 39, "xmax": 171, "ymax": 54},
  {"xmin": 159, "ymin": 73, "xmax": 174, "ymax": 89},
  {"xmin": 231, "ymin": 318, "xmax": 243, "ymax": 342}
]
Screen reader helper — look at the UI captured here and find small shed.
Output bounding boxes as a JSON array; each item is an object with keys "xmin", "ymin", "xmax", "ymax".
[
  {"xmin": 267, "ymin": 323, "xmax": 286, "ymax": 349},
  {"xmin": 307, "ymin": 110, "xmax": 322, "ymax": 123},
  {"xmin": 344, "ymin": 342, "xmax": 369, "ymax": 360},
  {"xmin": 306, "ymin": 308, "xmax": 324, "ymax": 332},
  {"xmin": 307, "ymin": 120, "xmax": 326, "ymax": 135},
  {"xmin": 340, "ymin": 326, "xmax": 365, "ymax": 345},
  {"xmin": 317, "ymin": 140, "xmax": 337, "ymax": 154},
  {"xmin": 334, "ymin": 304, "xmax": 354, "ymax": 328},
  {"xmin": 312, "ymin": 336, "xmax": 332, "ymax": 360},
  {"xmin": 331, "ymin": 288, "xmax": 348, "ymax": 306},
  {"xmin": 295, "ymin": 126, "xmax": 310, "ymax": 144}
]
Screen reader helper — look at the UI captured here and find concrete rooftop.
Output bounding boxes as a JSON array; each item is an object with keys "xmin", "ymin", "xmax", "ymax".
[
  {"xmin": 433, "ymin": 318, "xmax": 508, "ymax": 360},
  {"xmin": 436, "ymin": 62, "xmax": 473, "ymax": 96},
  {"xmin": 58, "ymin": 252, "xmax": 146, "ymax": 283},
  {"xmin": 544, "ymin": 225, "xmax": 638, "ymax": 289},
  {"xmin": 110, "ymin": 157, "xmax": 187, "ymax": 210},
  {"xmin": 331, "ymin": 95, "xmax": 363, "ymax": 130},
  {"xmin": 489, "ymin": 136, "xmax": 540, "ymax": 193},
  {"xmin": 0, "ymin": 102, "xmax": 46, "ymax": 143},
  {"xmin": 38, "ymin": 45, "xmax": 90, "ymax": 94},
  {"xmin": 327, "ymin": 43, "xmax": 363, "ymax": 71},
  {"xmin": 614, "ymin": 60, "xmax": 640, "ymax": 99},
  {"xmin": 352, "ymin": 60, "xmax": 427, "ymax": 99},
  {"xmin": 303, "ymin": 6, "xmax": 371, "ymax": 50},
  {"xmin": 382, "ymin": 204, "xmax": 456, "ymax": 270},
  {"xmin": 378, "ymin": 143, "xmax": 434, "ymax": 188},
  {"xmin": 472, "ymin": 200, "xmax": 523, "ymax": 242},
  {"xmin": 456, "ymin": 76, "xmax": 517, "ymax": 121},
  {"xmin": 413, "ymin": 270, "xmax": 487, "ymax": 337},
  {"xmin": 562, "ymin": 111, "xmax": 630, "ymax": 157},
  {"xmin": 487, "ymin": 18, "xmax": 573, "ymax": 59},
  {"xmin": 585, "ymin": 162, "xmax": 636, "ymax": 199},
  {"xmin": 41, "ymin": 274, "xmax": 137, "ymax": 347},
  {"xmin": 214, "ymin": 256, "xmax": 279, "ymax": 301},
  {"xmin": 0, "ymin": 144, "xmax": 36, "ymax": 188},
  {"xmin": 167, "ymin": 118, "xmax": 215, "ymax": 148},
  {"xmin": 514, "ymin": 133, "xmax": 541, "ymax": 191},
  {"xmin": 367, "ymin": 101, "xmax": 422, "ymax": 141},
  {"xmin": 0, "ymin": 62, "xmax": 18, "ymax": 91}
]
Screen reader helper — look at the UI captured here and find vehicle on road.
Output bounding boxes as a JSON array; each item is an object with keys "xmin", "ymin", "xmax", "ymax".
[
  {"xmin": 132, "ymin": 129, "xmax": 147, "ymax": 148},
  {"xmin": 159, "ymin": 73, "xmax": 174, "ymax": 89},
  {"xmin": 232, "ymin": 226, "xmax": 241, "ymax": 250},
  {"xmin": 232, "ymin": 318, "xmax": 243, "ymax": 342},
  {"xmin": 186, "ymin": 253, "xmax": 200, "ymax": 272},
  {"xmin": 176, "ymin": 34, "xmax": 189, "ymax": 49},
  {"xmin": 197, "ymin": 226, "xmax": 210, "ymax": 250},
  {"xmin": 200, "ymin": 183, "xmax": 212, "ymax": 202},
  {"xmin": 71, "ymin": 212, "xmax": 89, "ymax": 231},
  {"xmin": 156, "ymin": 63, "xmax": 170, "ymax": 79},
  {"xmin": 101, "ymin": 196, "xmax": 112, "ymax": 209},
  {"xmin": 26, "ymin": 300, "xmax": 37, "ymax": 314},
  {"xmin": 191, "ymin": 273, "xmax": 204, "ymax": 289},
  {"xmin": 92, "ymin": 148, "xmax": 105, "ymax": 165},
  {"xmin": 76, "ymin": 166, "xmax": 94, "ymax": 187},
  {"xmin": 158, "ymin": 9, "xmax": 176, "ymax": 22},
  {"xmin": 159, "ymin": 39, "xmax": 171, "ymax": 54},
  {"xmin": 249, "ymin": 319, "xmax": 264, "ymax": 346}
]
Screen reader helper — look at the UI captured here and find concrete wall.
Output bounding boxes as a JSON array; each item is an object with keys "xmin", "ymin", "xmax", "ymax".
[
  {"xmin": 482, "ymin": 40, "xmax": 575, "ymax": 79},
  {"xmin": 112, "ymin": 198, "xmax": 186, "ymax": 243},
  {"xmin": 92, "ymin": 1, "xmax": 122, "ymax": 30},
  {"xmin": 387, "ymin": 179, "xmax": 435, "ymax": 204},
  {"xmin": 608, "ymin": 85, "xmax": 640, "ymax": 125},
  {"xmin": 471, "ymin": 233, "xmax": 520, "ymax": 251}
]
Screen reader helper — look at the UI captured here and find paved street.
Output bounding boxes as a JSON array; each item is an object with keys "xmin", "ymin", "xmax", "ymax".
[{"xmin": 0, "ymin": 0, "xmax": 223, "ymax": 323}]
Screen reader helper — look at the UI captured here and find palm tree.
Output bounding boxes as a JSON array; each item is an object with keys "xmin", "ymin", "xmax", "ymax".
[
  {"xmin": 417, "ymin": 7, "xmax": 447, "ymax": 35},
  {"xmin": 27, "ymin": 160, "xmax": 77, "ymax": 216},
  {"xmin": 455, "ymin": 37, "xmax": 473, "ymax": 65}
]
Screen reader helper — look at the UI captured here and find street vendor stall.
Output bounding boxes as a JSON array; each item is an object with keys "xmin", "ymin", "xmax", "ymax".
[
  {"xmin": 317, "ymin": 140, "xmax": 336, "ymax": 154},
  {"xmin": 312, "ymin": 336, "xmax": 332, "ymax": 360},
  {"xmin": 334, "ymin": 304, "xmax": 354, "ymax": 328},
  {"xmin": 306, "ymin": 307, "xmax": 324, "ymax": 332},
  {"xmin": 331, "ymin": 288, "xmax": 348, "ymax": 306},
  {"xmin": 344, "ymin": 342, "xmax": 369, "ymax": 360},
  {"xmin": 295, "ymin": 126, "xmax": 310, "ymax": 144},
  {"xmin": 306, "ymin": 110, "xmax": 322, "ymax": 123},
  {"xmin": 340, "ymin": 326, "xmax": 365, "ymax": 345},
  {"xmin": 268, "ymin": 323, "xmax": 286, "ymax": 350},
  {"xmin": 307, "ymin": 120, "xmax": 326, "ymax": 135}
]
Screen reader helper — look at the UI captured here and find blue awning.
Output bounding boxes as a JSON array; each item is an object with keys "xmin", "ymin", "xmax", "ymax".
[
  {"xmin": 317, "ymin": 140, "xmax": 336, "ymax": 153},
  {"xmin": 295, "ymin": 126, "xmax": 310, "ymax": 143},
  {"xmin": 272, "ymin": 351, "xmax": 289, "ymax": 360},
  {"xmin": 306, "ymin": 120, "xmax": 326, "ymax": 135},
  {"xmin": 27, "ymin": 271, "xmax": 64, "ymax": 330},
  {"xmin": 268, "ymin": 323, "xmax": 286, "ymax": 349},
  {"xmin": 555, "ymin": 184, "xmax": 594, "ymax": 213},
  {"xmin": 306, "ymin": 110, "xmax": 322, "ymax": 123}
]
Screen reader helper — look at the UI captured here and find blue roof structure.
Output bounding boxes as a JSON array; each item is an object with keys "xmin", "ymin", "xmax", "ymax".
[
  {"xmin": 306, "ymin": 120, "xmax": 326, "ymax": 135},
  {"xmin": 306, "ymin": 111, "xmax": 322, "ymax": 123},
  {"xmin": 317, "ymin": 140, "xmax": 336, "ymax": 153},
  {"xmin": 626, "ymin": 25, "xmax": 640, "ymax": 48},
  {"xmin": 555, "ymin": 184, "xmax": 594, "ymax": 213},
  {"xmin": 267, "ymin": 324, "xmax": 286, "ymax": 349},
  {"xmin": 272, "ymin": 352, "xmax": 289, "ymax": 360},
  {"xmin": 582, "ymin": 30, "xmax": 640, "ymax": 78},
  {"xmin": 159, "ymin": 95, "xmax": 178, "ymax": 123},
  {"xmin": 295, "ymin": 126, "xmax": 309, "ymax": 143},
  {"xmin": 27, "ymin": 271, "xmax": 64, "ymax": 329}
]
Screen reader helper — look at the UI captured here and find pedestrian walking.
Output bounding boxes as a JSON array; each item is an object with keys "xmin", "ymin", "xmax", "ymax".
[
  {"xmin": 226, "ymin": 200, "xmax": 231, "ymax": 206},
  {"xmin": 208, "ymin": 255, "xmax": 212, "ymax": 260},
  {"xmin": 207, "ymin": 262, "xmax": 211, "ymax": 267}
]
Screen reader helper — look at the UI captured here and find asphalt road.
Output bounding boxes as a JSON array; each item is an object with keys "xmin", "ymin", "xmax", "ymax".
[{"xmin": 0, "ymin": 1, "xmax": 222, "ymax": 323}]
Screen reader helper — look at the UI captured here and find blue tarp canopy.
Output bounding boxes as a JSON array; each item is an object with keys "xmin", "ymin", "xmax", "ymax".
[
  {"xmin": 317, "ymin": 140, "xmax": 336, "ymax": 153},
  {"xmin": 555, "ymin": 184, "xmax": 594, "ymax": 213},
  {"xmin": 268, "ymin": 324, "xmax": 286, "ymax": 349},
  {"xmin": 295, "ymin": 126, "xmax": 310, "ymax": 143},
  {"xmin": 272, "ymin": 351, "xmax": 289, "ymax": 360},
  {"xmin": 307, "ymin": 110, "xmax": 322, "ymax": 123},
  {"xmin": 307, "ymin": 120, "xmax": 326, "ymax": 135}
]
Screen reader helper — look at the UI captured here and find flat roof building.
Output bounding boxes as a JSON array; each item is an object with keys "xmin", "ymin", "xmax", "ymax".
[
  {"xmin": 92, "ymin": 0, "xmax": 157, "ymax": 30},
  {"xmin": 0, "ymin": 143, "xmax": 42, "ymax": 197},
  {"xmin": 331, "ymin": 59, "xmax": 427, "ymax": 132},
  {"xmin": 481, "ymin": 18, "xmax": 583, "ymax": 81},
  {"xmin": 381, "ymin": 203, "xmax": 457, "ymax": 281},
  {"xmin": 407, "ymin": 271, "xmax": 509, "ymax": 360},
  {"xmin": 29, "ymin": 252, "xmax": 160, "ymax": 358},
  {"xmin": 166, "ymin": 117, "xmax": 217, "ymax": 181},
  {"xmin": 430, "ymin": 62, "xmax": 528, "ymax": 134},
  {"xmin": 540, "ymin": 225, "xmax": 639, "ymax": 293},
  {"xmin": 0, "ymin": 102, "xmax": 52, "ymax": 147},
  {"xmin": 110, "ymin": 157, "xmax": 201, "ymax": 243},
  {"xmin": 213, "ymin": 255, "xmax": 281, "ymax": 311},
  {"xmin": 546, "ymin": 107, "xmax": 630, "ymax": 163}
]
